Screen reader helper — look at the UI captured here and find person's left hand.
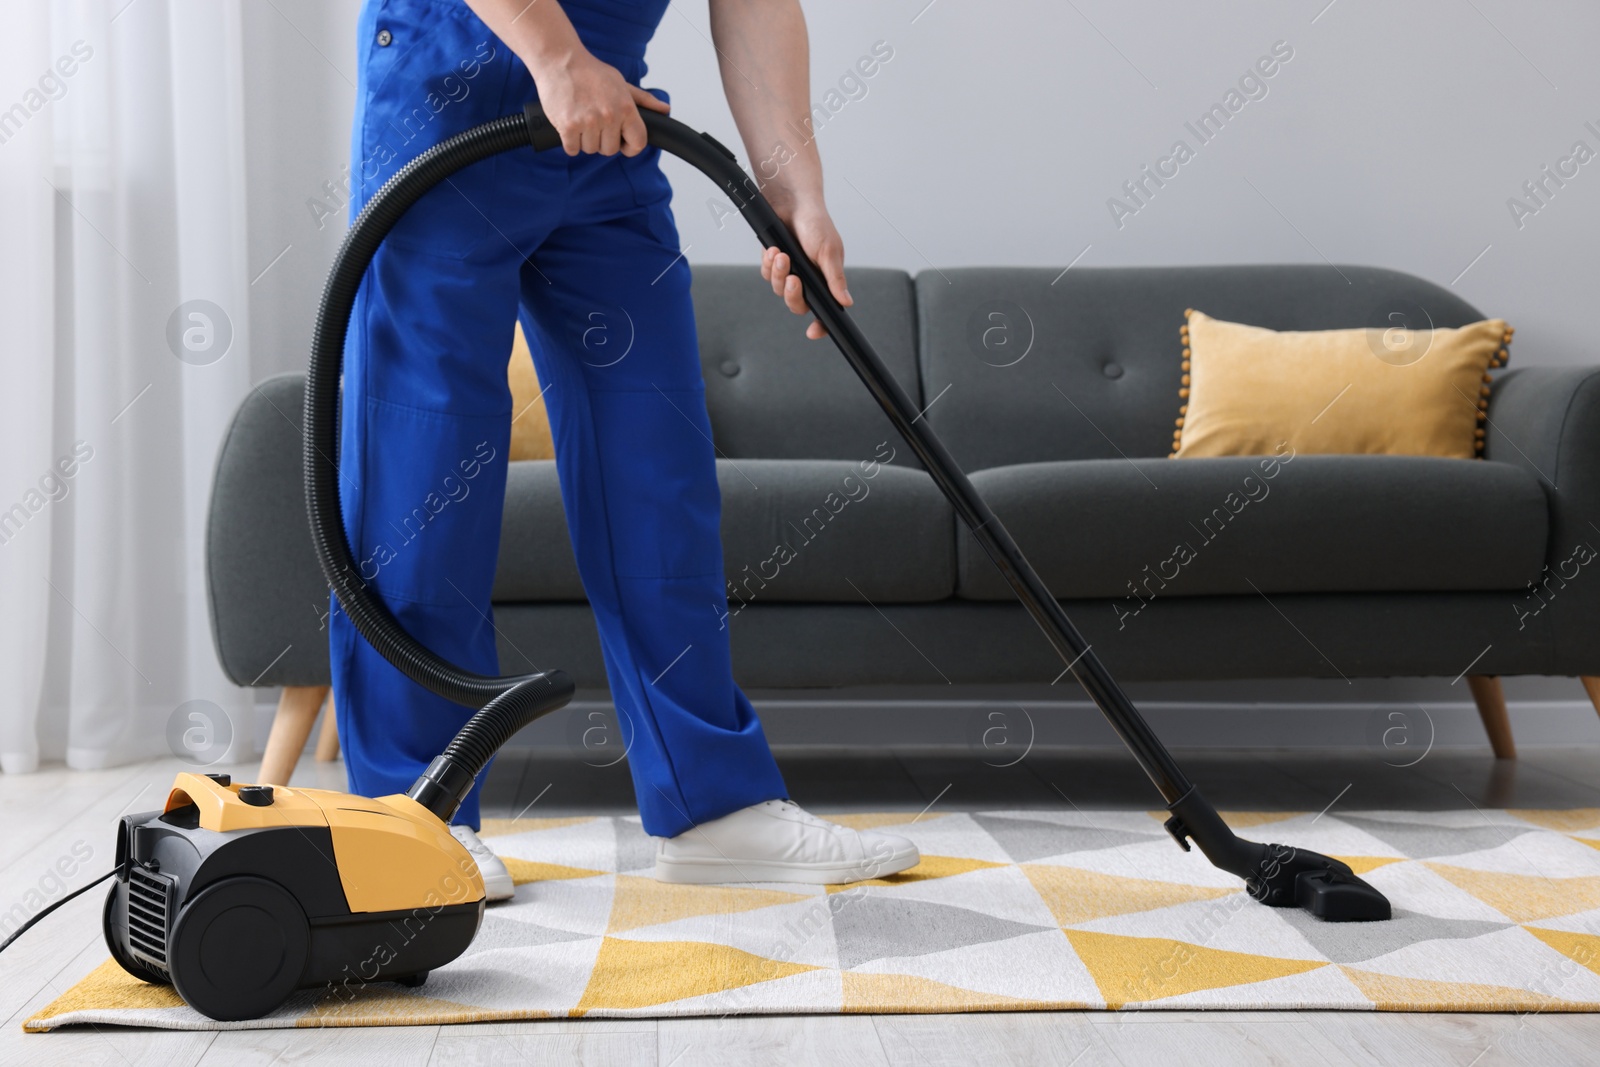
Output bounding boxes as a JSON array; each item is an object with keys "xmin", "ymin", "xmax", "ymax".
[{"xmin": 760, "ymin": 205, "xmax": 852, "ymax": 340}]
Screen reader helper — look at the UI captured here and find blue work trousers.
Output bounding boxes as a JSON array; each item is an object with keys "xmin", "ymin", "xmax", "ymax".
[{"xmin": 331, "ymin": 0, "xmax": 786, "ymax": 836}]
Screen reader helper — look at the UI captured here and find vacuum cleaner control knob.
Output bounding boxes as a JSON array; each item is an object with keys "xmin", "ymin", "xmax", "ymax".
[{"xmin": 238, "ymin": 785, "xmax": 274, "ymax": 807}]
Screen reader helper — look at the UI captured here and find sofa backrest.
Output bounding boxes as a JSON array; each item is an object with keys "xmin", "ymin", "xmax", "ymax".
[
  {"xmin": 692, "ymin": 265, "xmax": 923, "ymax": 465},
  {"xmin": 914, "ymin": 265, "xmax": 1487, "ymax": 471}
]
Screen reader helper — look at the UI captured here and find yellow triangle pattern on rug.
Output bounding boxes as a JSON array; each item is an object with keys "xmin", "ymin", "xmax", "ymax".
[
  {"xmin": 298, "ymin": 983, "xmax": 538, "ymax": 1028},
  {"xmin": 826, "ymin": 854, "xmax": 1005, "ymax": 893},
  {"xmin": 24, "ymin": 959, "xmax": 185, "ymax": 1030},
  {"xmin": 841, "ymin": 971, "xmax": 1072, "ymax": 1013},
  {"xmin": 1065, "ymin": 929, "xmax": 1326, "ymax": 1008},
  {"xmin": 1509, "ymin": 809, "xmax": 1600, "ymax": 832},
  {"xmin": 479, "ymin": 816, "xmax": 597, "ymax": 837},
  {"xmin": 1524, "ymin": 926, "xmax": 1600, "ymax": 978},
  {"xmin": 1024, "ymin": 864, "xmax": 1238, "ymax": 926},
  {"xmin": 576, "ymin": 937, "xmax": 815, "ymax": 1013},
  {"xmin": 1425, "ymin": 863, "xmax": 1600, "ymax": 923},
  {"xmin": 502, "ymin": 856, "xmax": 608, "ymax": 885},
  {"xmin": 1332, "ymin": 856, "xmax": 1405, "ymax": 876},
  {"xmin": 1217, "ymin": 811, "xmax": 1306, "ymax": 828},
  {"xmin": 1145, "ymin": 810, "xmax": 1303, "ymax": 828},
  {"xmin": 1339, "ymin": 966, "xmax": 1572, "ymax": 1012},
  {"xmin": 608, "ymin": 874, "xmax": 809, "ymax": 933},
  {"xmin": 1571, "ymin": 836, "xmax": 1600, "ymax": 854}
]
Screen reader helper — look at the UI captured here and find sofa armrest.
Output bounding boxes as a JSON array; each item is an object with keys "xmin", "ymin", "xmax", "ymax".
[
  {"xmin": 1483, "ymin": 365, "xmax": 1600, "ymax": 672},
  {"xmin": 1486, "ymin": 366, "xmax": 1600, "ymax": 528},
  {"xmin": 206, "ymin": 373, "xmax": 334, "ymax": 687}
]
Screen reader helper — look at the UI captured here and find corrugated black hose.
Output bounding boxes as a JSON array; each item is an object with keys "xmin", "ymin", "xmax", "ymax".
[{"xmin": 303, "ymin": 114, "xmax": 574, "ymax": 823}]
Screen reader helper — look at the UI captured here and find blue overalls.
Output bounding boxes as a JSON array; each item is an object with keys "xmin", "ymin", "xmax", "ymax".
[{"xmin": 331, "ymin": 0, "xmax": 787, "ymax": 837}]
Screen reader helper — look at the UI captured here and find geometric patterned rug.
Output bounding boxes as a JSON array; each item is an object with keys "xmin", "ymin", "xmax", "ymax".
[{"xmin": 25, "ymin": 808, "xmax": 1600, "ymax": 1030}]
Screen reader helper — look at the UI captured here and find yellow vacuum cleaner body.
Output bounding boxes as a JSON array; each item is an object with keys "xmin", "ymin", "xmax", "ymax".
[{"xmin": 103, "ymin": 772, "xmax": 487, "ymax": 1020}]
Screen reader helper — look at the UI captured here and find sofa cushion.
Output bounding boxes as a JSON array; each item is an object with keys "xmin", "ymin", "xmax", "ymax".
[
  {"xmin": 915, "ymin": 265, "xmax": 1488, "ymax": 472},
  {"xmin": 494, "ymin": 457, "xmax": 954, "ymax": 603},
  {"xmin": 693, "ymin": 265, "xmax": 923, "ymax": 464},
  {"xmin": 956, "ymin": 455, "xmax": 1547, "ymax": 601}
]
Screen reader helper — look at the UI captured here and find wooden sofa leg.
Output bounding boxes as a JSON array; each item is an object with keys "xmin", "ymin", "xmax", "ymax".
[
  {"xmin": 1467, "ymin": 675, "xmax": 1515, "ymax": 760},
  {"xmin": 260, "ymin": 685, "xmax": 330, "ymax": 785},
  {"xmin": 314, "ymin": 690, "xmax": 340, "ymax": 763},
  {"xmin": 1581, "ymin": 678, "xmax": 1600, "ymax": 720}
]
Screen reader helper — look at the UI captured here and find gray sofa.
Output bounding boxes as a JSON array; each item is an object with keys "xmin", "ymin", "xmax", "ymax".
[{"xmin": 208, "ymin": 264, "xmax": 1600, "ymax": 745}]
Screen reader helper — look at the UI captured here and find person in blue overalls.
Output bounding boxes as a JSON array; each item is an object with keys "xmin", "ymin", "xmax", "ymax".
[{"xmin": 333, "ymin": 0, "xmax": 919, "ymax": 897}]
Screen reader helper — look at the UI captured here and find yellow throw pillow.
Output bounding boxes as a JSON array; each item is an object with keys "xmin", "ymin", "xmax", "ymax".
[
  {"xmin": 508, "ymin": 320, "xmax": 555, "ymax": 461},
  {"xmin": 1171, "ymin": 310, "xmax": 1512, "ymax": 460}
]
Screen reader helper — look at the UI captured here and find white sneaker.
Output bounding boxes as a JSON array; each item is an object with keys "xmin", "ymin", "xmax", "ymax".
[
  {"xmin": 653, "ymin": 799, "xmax": 920, "ymax": 885},
  {"xmin": 451, "ymin": 824, "xmax": 515, "ymax": 902}
]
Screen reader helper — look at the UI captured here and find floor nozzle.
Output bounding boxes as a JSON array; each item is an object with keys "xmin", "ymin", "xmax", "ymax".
[
  {"xmin": 1243, "ymin": 844, "xmax": 1392, "ymax": 921},
  {"xmin": 1167, "ymin": 788, "xmax": 1392, "ymax": 922}
]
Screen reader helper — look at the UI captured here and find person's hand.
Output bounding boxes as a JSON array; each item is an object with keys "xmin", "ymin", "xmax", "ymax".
[
  {"xmin": 531, "ymin": 50, "xmax": 668, "ymax": 157},
  {"xmin": 760, "ymin": 205, "xmax": 852, "ymax": 340}
]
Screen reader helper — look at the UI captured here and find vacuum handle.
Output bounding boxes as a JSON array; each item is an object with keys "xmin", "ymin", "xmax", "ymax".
[
  {"xmin": 524, "ymin": 101, "xmax": 563, "ymax": 152},
  {"xmin": 524, "ymin": 100, "xmax": 738, "ymax": 162},
  {"xmin": 523, "ymin": 100, "xmax": 790, "ymax": 247}
]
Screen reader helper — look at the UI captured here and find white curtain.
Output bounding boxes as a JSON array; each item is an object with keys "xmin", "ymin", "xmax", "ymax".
[{"xmin": 0, "ymin": 0, "xmax": 256, "ymax": 773}]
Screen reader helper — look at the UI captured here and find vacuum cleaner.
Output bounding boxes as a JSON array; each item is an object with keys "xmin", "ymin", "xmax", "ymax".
[{"xmin": 56, "ymin": 101, "xmax": 1391, "ymax": 1022}]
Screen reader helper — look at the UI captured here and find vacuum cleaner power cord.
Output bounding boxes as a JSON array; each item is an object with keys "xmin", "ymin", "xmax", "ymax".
[
  {"xmin": 304, "ymin": 112, "xmax": 580, "ymax": 826},
  {"xmin": 0, "ymin": 868, "xmax": 115, "ymax": 957}
]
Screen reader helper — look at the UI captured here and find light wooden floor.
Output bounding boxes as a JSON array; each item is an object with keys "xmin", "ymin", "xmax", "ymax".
[{"xmin": 5, "ymin": 744, "xmax": 1600, "ymax": 1066}]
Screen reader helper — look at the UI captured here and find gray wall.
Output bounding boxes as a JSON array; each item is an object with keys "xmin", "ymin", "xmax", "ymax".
[
  {"xmin": 652, "ymin": 0, "xmax": 1600, "ymax": 368},
  {"xmin": 239, "ymin": 0, "xmax": 1600, "ymax": 739}
]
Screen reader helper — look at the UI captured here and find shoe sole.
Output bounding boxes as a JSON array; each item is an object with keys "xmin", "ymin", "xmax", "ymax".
[
  {"xmin": 653, "ymin": 845, "xmax": 921, "ymax": 886},
  {"xmin": 475, "ymin": 860, "xmax": 515, "ymax": 903}
]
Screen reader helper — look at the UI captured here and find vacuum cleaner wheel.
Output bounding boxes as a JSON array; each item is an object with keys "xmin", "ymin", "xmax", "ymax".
[
  {"xmin": 102, "ymin": 883, "xmax": 170, "ymax": 986},
  {"xmin": 167, "ymin": 876, "xmax": 310, "ymax": 1021}
]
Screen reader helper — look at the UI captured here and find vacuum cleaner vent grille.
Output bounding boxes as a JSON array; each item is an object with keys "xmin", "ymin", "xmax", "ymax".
[{"xmin": 125, "ymin": 867, "xmax": 172, "ymax": 977}]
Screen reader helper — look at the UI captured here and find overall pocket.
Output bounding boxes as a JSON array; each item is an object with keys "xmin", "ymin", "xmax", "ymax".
[{"xmin": 356, "ymin": 0, "xmax": 512, "ymax": 257}]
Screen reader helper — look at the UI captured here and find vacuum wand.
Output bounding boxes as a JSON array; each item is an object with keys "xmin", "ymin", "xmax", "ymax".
[
  {"xmin": 520, "ymin": 102, "xmax": 1391, "ymax": 922},
  {"xmin": 304, "ymin": 116, "xmax": 580, "ymax": 825},
  {"xmin": 300, "ymin": 99, "xmax": 1388, "ymax": 922}
]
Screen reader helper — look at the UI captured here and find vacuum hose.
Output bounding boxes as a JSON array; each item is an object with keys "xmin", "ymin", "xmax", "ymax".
[
  {"xmin": 304, "ymin": 104, "xmax": 1390, "ymax": 920},
  {"xmin": 304, "ymin": 113, "xmax": 574, "ymax": 822},
  {"xmin": 304, "ymin": 104, "xmax": 802, "ymax": 823}
]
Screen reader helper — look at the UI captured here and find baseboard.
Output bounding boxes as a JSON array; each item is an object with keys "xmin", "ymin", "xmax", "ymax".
[
  {"xmin": 252, "ymin": 686, "xmax": 1600, "ymax": 757},
  {"xmin": 498, "ymin": 694, "xmax": 1600, "ymax": 753}
]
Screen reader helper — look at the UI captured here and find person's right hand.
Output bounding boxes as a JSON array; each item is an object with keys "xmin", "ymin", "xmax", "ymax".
[{"xmin": 532, "ymin": 50, "xmax": 669, "ymax": 157}]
